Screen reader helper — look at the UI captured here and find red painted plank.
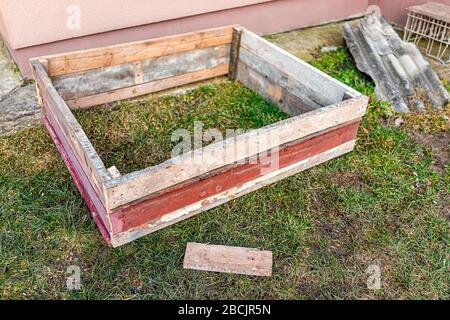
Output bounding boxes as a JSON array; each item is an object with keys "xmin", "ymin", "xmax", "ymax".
[
  {"xmin": 43, "ymin": 104, "xmax": 112, "ymax": 244},
  {"xmin": 111, "ymin": 120, "xmax": 360, "ymax": 233}
]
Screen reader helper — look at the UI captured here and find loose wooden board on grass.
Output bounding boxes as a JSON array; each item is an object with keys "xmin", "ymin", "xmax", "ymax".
[{"xmin": 183, "ymin": 242, "xmax": 273, "ymax": 277}]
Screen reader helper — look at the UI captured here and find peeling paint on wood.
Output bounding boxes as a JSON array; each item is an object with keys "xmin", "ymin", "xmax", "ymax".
[
  {"xmin": 110, "ymin": 140, "xmax": 357, "ymax": 247},
  {"xmin": 52, "ymin": 44, "xmax": 230, "ymax": 101},
  {"xmin": 109, "ymin": 120, "xmax": 360, "ymax": 234},
  {"xmin": 343, "ymin": 14, "xmax": 449, "ymax": 112},
  {"xmin": 31, "ymin": 25, "xmax": 368, "ymax": 247}
]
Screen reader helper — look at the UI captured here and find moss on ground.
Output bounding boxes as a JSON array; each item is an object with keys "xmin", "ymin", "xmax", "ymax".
[{"xmin": 0, "ymin": 47, "xmax": 448, "ymax": 299}]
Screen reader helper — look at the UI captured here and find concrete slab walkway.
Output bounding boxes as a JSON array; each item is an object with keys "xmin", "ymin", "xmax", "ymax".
[
  {"xmin": 0, "ymin": 84, "xmax": 40, "ymax": 134},
  {"xmin": 0, "ymin": 40, "xmax": 23, "ymax": 98},
  {"xmin": 265, "ymin": 20, "xmax": 360, "ymax": 61},
  {"xmin": 0, "ymin": 39, "xmax": 40, "ymax": 135}
]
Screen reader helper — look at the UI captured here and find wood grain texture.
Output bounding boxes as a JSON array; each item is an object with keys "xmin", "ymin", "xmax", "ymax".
[
  {"xmin": 238, "ymin": 46, "xmax": 328, "ymax": 109},
  {"xmin": 42, "ymin": 26, "xmax": 235, "ymax": 76},
  {"xmin": 183, "ymin": 243, "xmax": 273, "ymax": 276},
  {"xmin": 30, "ymin": 27, "xmax": 369, "ymax": 247},
  {"xmin": 110, "ymin": 140, "xmax": 356, "ymax": 247},
  {"xmin": 66, "ymin": 64, "xmax": 229, "ymax": 109},
  {"xmin": 109, "ymin": 120, "xmax": 360, "ymax": 233},
  {"xmin": 229, "ymin": 26, "xmax": 244, "ymax": 80},
  {"xmin": 53, "ymin": 44, "xmax": 230, "ymax": 101},
  {"xmin": 31, "ymin": 60, "xmax": 111, "ymax": 202},
  {"xmin": 43, "ymin": 112, "xmax": 112, "ymax": 240},
  {"xmin": 141, "ymin": 44, "xmax": 230, "ymax": 83},
  {"xmin": 53, "ymin": 64, "xmax": 135, "ymax": 101},
  {"xmin": 105, "ymin": 95, "xmax": 367, "ymax": 210},
  {"xmin": 236, "ymin": 60, "xmax": 319, "ymax": 115},
  {"xmin": 240, "ymin": 29, "xmax": 360, "ymax": 104}
]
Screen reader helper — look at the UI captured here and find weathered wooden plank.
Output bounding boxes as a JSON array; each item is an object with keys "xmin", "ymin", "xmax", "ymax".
[
  {"xmin": 238, "ymin": 48, "xmax": 324, "ymax": 111},
  {"xmin": 66, "ymin": 64, "xmax": 229, "ymax": 109},
  {"xmin": 29, "ymin": 26, "xmax": 370, "ymax": 248},
  {"xmin": 109, "ymin": 120, "xmax": 359, "ymax": 233},
  {"xmin": 236, "ymin": 61, "xmax": 319, "ymax": 115},
  {"xmin": 229, "ymin": 26, "xmax": 244, "ymax": 80},
  {"xmin": 105, "ymin": 95, "xmax": 368, "ymax": 210},
  {"xmin": 53, "ymin": 44, "xmax": 230, "ymax": 101},
  {"xmin": 183, "ymin": 243, "xmax": 273, "ymax": 276},
  {"xmin": 53, "ymin": 64, "xmax": 135, "ymax": 101},
  {"xmin": 30, "ymin": 60, "xmax": 111, "ymax": 202},
  {"xmin": 240, "ymin": 29, "xmax": 360, "ymax": 104},
  {"xmin": 110, "ymin": 140, "xmax": 356, "ymax": 247},
  {"xmin": 43, "ymin": 112, "xmax": 112, "ymax": 239},
  {"xmin": 142, "ymin": 44, "xmax": 230, "ymax": 83},
  {"xmin": 42, "ymin": 26, "xmax": 235, "ymax": 76}
]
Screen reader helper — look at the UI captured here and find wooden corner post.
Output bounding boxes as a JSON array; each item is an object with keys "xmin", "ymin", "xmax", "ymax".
[{"xmin": 228, "ymin": 26, "xmax": 244, "ymax": 80}]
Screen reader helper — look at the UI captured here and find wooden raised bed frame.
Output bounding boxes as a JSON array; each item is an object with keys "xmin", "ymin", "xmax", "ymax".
[{"xmin": 30, "ymin": 25, "xmax": 368, "ymax": 247}]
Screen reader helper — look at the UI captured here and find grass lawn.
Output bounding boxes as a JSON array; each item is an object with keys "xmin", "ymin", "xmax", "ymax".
[{"xmin": 0, "ymin": 48, "xmax": 448, "ymax": 299}]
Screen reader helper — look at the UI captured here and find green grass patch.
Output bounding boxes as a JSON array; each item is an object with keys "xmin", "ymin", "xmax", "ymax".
[
  {"xmin": 0, "ymin": 48, "xmax": 448, "ymax": 300},
  {"xmin": 74, "ymin": 81, "xmax": 288, "ymax": 174}
]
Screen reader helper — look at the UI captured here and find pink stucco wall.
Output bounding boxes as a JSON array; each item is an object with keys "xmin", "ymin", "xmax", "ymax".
[
  {"xmin": 369, "ymin": 0, "xmax": 450, "ymax": 26},
  {"xmin": 2, "ymin": 0, "xmax": 450, "ymax": 78},
  {"xmin": 2, "ymin": 0, "xmax": 369, "ymax": 78},
  {"xmin": 0, "ymin": 0, "xmax": 275, "ymax": 49}
]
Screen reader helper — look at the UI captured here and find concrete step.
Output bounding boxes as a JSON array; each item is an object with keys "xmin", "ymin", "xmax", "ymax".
[{"xmin": 0, "ymin": 39, "xmax": 23, "ymax": 99}]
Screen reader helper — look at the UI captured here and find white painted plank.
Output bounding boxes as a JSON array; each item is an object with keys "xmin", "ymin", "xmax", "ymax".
[
  {"xmin": 238, "ymin": 48, "xmax": 324, "ymax": 109},
  {"xmin": 107, "ymin": 166, "xmax": 121, "ymax": 179}
]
